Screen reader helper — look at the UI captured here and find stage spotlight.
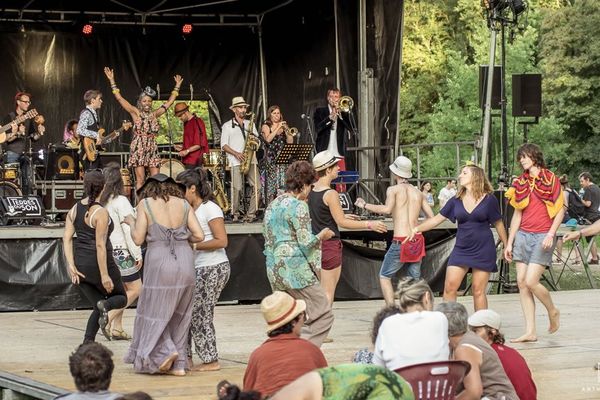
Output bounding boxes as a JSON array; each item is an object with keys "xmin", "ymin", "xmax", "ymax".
[
  {"xmin": 82, "ymin": 23, "xmax": 93, "ymax": 35},
  {"xmin": 182, "ymin": 23, "xmax": 193, "ymax": 35}
]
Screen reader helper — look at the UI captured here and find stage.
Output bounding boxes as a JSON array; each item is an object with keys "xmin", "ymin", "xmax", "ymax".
[{"xmin": 0, "ymin": 290, "xmax": 599, "ymax": 400}]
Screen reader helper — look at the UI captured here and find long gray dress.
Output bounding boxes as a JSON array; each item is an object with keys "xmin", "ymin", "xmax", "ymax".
[{"xmin": 124, "ymin": 199, "xmax": 195, "ymax": 373}]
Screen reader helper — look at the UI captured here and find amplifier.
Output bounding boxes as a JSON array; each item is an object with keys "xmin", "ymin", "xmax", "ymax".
[
  {"xmin": 35, "ymin": 180, "xmax": 84, "ymax": 217},
  {"xmin": 45, "ymin": 146, "xmax": 80, "ymax": 180}
]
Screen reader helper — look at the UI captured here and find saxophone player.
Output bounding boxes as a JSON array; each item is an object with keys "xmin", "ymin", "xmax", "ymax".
[{"xmin": 221, "ymin": 96, "xmax": 261, "ymax": 223}]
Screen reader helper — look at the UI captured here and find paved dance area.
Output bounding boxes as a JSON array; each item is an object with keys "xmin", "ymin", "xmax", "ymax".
[{"xmin": 1, "ymin": 289, "xmax": 599, "ymax": 399}]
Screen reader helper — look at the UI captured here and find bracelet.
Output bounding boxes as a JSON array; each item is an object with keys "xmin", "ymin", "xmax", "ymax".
[
  {"xmin": 192, "ymin": 242, "xmax": 197, "ymax": 251},
  {"xmin": 110, "ymin": 84, "xmax": 117, "ymax": 89},
  {"xmin": 160, "ymin": 104, "xmax": 168, "ymax": 110},
  {"xmin": 366, "ymin": 221, "xmax": 373, "ymax": 230},
  {"xmin": 112, "ymin": 89, "xmax": 120, "ymax": 94},
  {"xmin": 174, "ymin": 86, "xmax": 181, "ymax": 91},
  {"xmin": 171, "ymin": 90, "xmax": 179, "ymax": 96}
]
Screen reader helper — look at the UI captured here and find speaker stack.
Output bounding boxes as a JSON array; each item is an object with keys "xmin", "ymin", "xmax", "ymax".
[{"xmin": 512, "ymin": 74, "xmax": 542, "ymax": 117}]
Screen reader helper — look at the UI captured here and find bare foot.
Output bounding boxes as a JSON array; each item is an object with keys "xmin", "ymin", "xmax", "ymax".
[
  {"xmin": 166, "ymin": 369, "xmax": 186, "ymax": 376},
  {"xmin": 192, "ymin": 361, "xmax": 221, "ymax": 372},
  {"xmin": 158, "ymin": 352, "xmax": 179, "ymax": 372},
  {"xmin": 510, "ymin": 334, "xmax": 538, "ymax": 343},
  {"xmin": 548, "ymin": 308, "xmax": 560, "ymax": 334}
]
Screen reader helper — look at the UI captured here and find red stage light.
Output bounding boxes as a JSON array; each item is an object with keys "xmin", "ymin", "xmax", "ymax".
[
  {"xmin": 182, "ymin": 24, "xmax": 193, "ymax": 35},
  {"xmin": 82, "ymin": 24, "xmax": 93, "ymax": 35}
]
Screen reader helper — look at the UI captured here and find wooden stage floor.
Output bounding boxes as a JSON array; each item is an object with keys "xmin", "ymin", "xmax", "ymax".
[{"xmin": 1, "ymin": 289, "xmax": 599, "ymax": 400}]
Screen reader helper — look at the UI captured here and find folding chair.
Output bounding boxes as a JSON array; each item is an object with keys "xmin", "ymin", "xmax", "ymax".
[{"xmin": 395, "ymin": 360, "xmax": 471, "ymax": 400}]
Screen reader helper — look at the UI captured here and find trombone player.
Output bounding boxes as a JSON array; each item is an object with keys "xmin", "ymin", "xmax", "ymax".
[{"xmin": 313, "ymin": 88, "xmax": 353, "ymax": 172}]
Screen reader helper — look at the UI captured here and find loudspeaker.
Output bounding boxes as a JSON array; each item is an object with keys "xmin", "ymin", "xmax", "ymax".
[
  {"xmin": 45, "ymin": 146, "xmax": 80, "ymax": 180},
  {"xmin": 512, "ymin": 74, "xmax": 542, "ymax": 117},
  {"xmin": 479, "ymin": 65, "xmax": 502, "ymax": 110},
  {"xmin": 0, "ymin": 195, "xmax": 45, "ymax": 225}
]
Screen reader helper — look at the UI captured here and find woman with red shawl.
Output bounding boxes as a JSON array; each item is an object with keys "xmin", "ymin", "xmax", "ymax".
[{"xmin": 504, "ymin": 143, "xmax": 563, "ymax": 343}]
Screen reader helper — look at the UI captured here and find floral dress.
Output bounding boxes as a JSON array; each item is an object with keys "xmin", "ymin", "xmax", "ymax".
[
  {"xmin": 128, "ymin": 111, "xmax": 162, "ymax": 168},
  {"xmin": 264, "ymin": 126, "xmax": 287, "ymax": 202}
]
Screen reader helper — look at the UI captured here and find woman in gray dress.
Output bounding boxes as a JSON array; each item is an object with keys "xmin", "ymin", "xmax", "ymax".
[{"xmin": 123, "ymin": 173, "xmax": 204, "ymax": 376}]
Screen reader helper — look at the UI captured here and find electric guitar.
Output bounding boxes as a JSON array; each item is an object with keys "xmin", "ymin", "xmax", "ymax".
[
  {"xmin": 0, "ymin": 109, "xmax": 39, "ymax": 144},
  {"xmin": 83, "ymin": 121, "xmax": 132, "ymax": 161}
]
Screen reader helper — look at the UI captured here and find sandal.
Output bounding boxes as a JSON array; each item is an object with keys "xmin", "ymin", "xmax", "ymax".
[{"xmin": 111, "ymin": 329, "xmax": 132, "ymax": 341}]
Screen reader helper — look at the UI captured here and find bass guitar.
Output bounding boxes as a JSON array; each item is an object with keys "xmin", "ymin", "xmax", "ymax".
[
  {"xmin": 0, "ymin": 109, "xmax": 39, "ymax": 144},
  {"xmin": 83, "ymin": 121, "xmax": 132, "ymax": 161}
]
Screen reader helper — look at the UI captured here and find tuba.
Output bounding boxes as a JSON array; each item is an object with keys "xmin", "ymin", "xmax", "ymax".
[
  {"xmin": 240, "ymin": 112, "xmax": 260, "ymax": 175},
  {"xmin": 338, "ymin": 96, "xmax": 354, "ymax": 112}
]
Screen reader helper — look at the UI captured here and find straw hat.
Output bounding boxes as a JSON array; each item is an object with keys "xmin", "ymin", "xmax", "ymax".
[
  {"xmin": 173, "ymin": 102, "xmax": 189, "ymax": 116},
  {"xmin": 229, "ymin": 96, "xmax": 250, "ymax": 110},
  {"xmin": 468, "ymin": 309, "xmax": 502, "ymax": 330},
  {"xmin": 389, "ymin": 156, "xmax": 413, "ymax": 179},
  {"xmin": 312, "ymin": 150, "xmax": 341, "ymax": 172},
  {"xmin": 261, "ymin": 291, "xmax": 306, "ymax": 333}
]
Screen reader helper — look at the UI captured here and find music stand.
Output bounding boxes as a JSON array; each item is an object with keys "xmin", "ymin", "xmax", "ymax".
[{"xmin": 275, "ymin": 144, "xmax": 313, "ymax": 165}]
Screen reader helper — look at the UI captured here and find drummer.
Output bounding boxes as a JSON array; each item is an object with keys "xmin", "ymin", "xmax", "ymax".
[{"xmin": 173, "ymin": 102, "xmax": 209, "ymax": 170}]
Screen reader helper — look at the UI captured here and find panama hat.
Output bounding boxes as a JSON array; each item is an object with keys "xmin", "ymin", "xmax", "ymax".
[
  {"xmin": 468, "ymin": 309, "xmax": 502, "ymax": 330},
  {"xmin": 261, "ymin": 291, "xmax": 306, "ymax": 333},
  {"xmin": 229, "ymin": 96, "xmax": 250, "ymax": 110},
  {"xmin": 312, "ymin": 150, "xmax": 342, "ymax": 172},
  {"xmin": 389, "ymin": 156, "xmax": 413, "ymax": 179}
]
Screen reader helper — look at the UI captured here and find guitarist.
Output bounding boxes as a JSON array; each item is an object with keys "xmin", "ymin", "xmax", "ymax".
[
  {"xmin": 76, "ymin": 90, "xmax": 104, "ymax": 171},
  {"xmin": 2, "ymin": 92, "xmax": 45, "ymax": 195}
]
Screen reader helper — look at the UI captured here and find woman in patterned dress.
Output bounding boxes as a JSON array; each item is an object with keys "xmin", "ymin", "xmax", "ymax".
[
  {"xmin": 103, "ymin": 67, "xmax": 183, "ymax": 190},
  {"xmin": 261, "ymin": 105, "xmax": 294, "ymax": 203}
]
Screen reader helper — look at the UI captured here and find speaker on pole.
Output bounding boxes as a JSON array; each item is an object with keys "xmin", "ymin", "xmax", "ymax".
[
  {"xmin": 512, "ymin": 74, "xmax": 542, "ymax": 117},
  {"xmin": 479, "ymin": 65, "xmax": 502, "ymax": 110}
]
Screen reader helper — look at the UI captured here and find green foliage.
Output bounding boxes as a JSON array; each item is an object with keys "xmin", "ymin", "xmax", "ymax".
[{"xmin": 153, "ymin": 100, "xmax": 213, "ymax": 145}]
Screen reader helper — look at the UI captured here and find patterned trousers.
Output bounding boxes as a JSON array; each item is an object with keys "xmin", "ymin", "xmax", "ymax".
[{"xmin": 187, "ymin": 261, "xmax": 230, "ymax": 363}]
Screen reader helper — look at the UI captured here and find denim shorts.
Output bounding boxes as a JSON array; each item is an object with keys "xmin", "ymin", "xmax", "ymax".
[
  {"xmin": 380, "ymin": 241, "xmax": 421, "ymax": 280},
  {"xmin": 512, "ymin": 230, "xmax": 556, "ymax": 267}
]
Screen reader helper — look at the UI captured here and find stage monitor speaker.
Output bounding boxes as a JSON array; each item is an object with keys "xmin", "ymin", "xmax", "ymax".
[
  {"xmin": 46, "ymin": 146, "xmax": 80, "ymax": 180},
  {"xmin": 99, "ymin": 153, "xmax": 123, "ymax": 168},
  {"xmin": 0, "ymin": 195, "xmax": 45, "ymax": 225},
  {"xmin": 512, "ymin": 74, "xmax": 542, "ymax": 117},
  {"xmin": 479, "ymin": 65, "xmax": 502, "ymax": 110}
]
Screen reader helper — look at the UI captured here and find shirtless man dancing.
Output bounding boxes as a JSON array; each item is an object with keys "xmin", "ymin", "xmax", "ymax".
[{"xmin": 355, "ymin": 156, "xmax": 433, "ymax": 306}]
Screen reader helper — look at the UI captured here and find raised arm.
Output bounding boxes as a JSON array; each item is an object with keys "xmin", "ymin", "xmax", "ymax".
[
  {"xmin": 104, "ymin": 67, "xmax": 138, "ymax": 116},
  {"xmin": 154, "ymin": 74, "xmax": 183, "ymax": 118}
]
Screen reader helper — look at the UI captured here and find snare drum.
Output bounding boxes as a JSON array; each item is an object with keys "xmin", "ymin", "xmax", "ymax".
[
  {"xmin": 1, "ymin": 163, "xmax": 20, "ymax": 182},
  {"xmin": 160, "ymin": 159, "xmax": 185, "ymax": 179},
  {"xmin": 203, "ymin": 149, "xmax": 223, "ymax": 168}
]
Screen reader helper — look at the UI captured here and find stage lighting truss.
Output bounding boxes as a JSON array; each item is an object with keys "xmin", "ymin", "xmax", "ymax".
[{"xmin": 482, "ymin": 0, "xmax": 527, "ymax": 27}]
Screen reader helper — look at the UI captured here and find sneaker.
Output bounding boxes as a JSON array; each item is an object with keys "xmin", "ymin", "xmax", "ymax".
[{"xmin": 96, "ymin": 300, "xmax": 111, "ymax": 341}]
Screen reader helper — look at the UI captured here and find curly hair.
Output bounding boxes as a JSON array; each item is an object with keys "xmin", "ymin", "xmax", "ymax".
[
  {"xmin": 285, "ymin": 160, "xmax": 317, "ymax": 193},
  {"xmin": 99, "ymin": 163, "xmax": 124, "ymax": 205},
  {"xmin": 139, "ymin": 180, "xmax": 184, "ymax": 202},
  {"xmin": 370, "ymin": 305, "xmax": 401, "ymax": 344},
  {"xmin": 516, "ymin": 143, "xmax": 546, "ymax": 169},
  {"xmin": 83, "ymin": 170, "xmax": 105, "ymax": 210},
  {"xmin": 177, "ymin": 168, "xmax": 213, "ymax": 201},
  {"xmin": 69, "ymin": 342, "xmax": 114, "ymax": 392}
]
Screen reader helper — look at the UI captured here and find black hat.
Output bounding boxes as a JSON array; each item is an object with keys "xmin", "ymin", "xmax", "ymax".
[{"xmin": 136, "ymin": 173, "xmax": 186, "ymax": 197}]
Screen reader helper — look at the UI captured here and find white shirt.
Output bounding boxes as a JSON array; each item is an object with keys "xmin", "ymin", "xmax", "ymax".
[
  {"xmin": 373, "ymin": 311, "xmax": 449, "ymax": 370},
  {"xmin": 438, "ymin": 187, "xmax": 457, "ymax": 208},
  {"xmin": 194, "ymin": 200, "xmax": 229, "ymax": 267},
  {"xmin": 220, "ymin": 117, "xmax": 259, "ymax": 167},
  {"xmin": 327, "ymin": 105, "xmax": 342, "ymax": 157},
  {"xmin": 105, "ymin": 195, "xmax": 142, "ymax": 261}
]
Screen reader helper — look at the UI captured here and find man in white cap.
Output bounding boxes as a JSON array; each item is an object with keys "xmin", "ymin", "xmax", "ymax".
[
  {"xmin": 354, "ymin": 156, "xmax": 434, "ymax": 305},
  {"xmin": 243, "ymin": 291, "xmax": 327, "ymax": 397},
  {"xmin": 220, "ymin": 96, "xmax": 261, "ymax": 222}
]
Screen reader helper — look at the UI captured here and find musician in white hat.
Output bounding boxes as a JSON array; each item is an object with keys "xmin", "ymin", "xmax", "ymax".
[
  {"xmin": 220, "ymin": 96, "xmax": 261, "ymax": 223},
  {"xmin": 355, "ymin": 156, "xmax": 434, "ymax": 306}
]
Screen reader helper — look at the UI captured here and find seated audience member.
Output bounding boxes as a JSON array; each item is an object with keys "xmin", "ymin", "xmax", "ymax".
[
  {"xmin": 352, "ymin": 305, "xmax": 401, "ymax": 364},
  {"xmin": 436, "ymin": 302, "xmax": 518, "ymax": 400},
  {"xmin": 56, "ymin": 342, "xmax": 120, "ymax": 400},
  {"xmin": 243, "ymin": 291, "xmax": 328, "ymax": 397},
  {"xmin": 218, "ymin": 385, "xmax": 261, "ymax": 400},
  {"xmin": 271, "ymin": 364, "xmax": 414, "ymax": 400},
  {"xmin": 373, "ymin": 278, "xmax": 449, "ymax": 370},
  {"xmin": 468, "ymin": 309, "xmax": 537, "ymax": 400}
]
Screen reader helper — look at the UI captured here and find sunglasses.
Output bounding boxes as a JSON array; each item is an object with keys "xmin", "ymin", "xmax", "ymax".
[{"xmin": 18, "ymin": 99, "xmax": 31, "ymax": 104}]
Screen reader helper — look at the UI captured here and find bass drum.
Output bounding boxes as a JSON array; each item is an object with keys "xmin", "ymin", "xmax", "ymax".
[
  {"xmin": 0, "ymin": 181, "xmax": 22, "ymax": 197},
  {"xmin": 160, "ymin": 159, "xmax": 185, "ymax": 179}
]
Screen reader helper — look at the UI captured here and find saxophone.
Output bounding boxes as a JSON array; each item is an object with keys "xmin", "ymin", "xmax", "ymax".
[
  {"xmin": 211, "ymin": 158, "xmax": 230, "ymax": 213},
  {"xmin": 240, "ymin": 112, "xmax": 260, "ymax": 175}
]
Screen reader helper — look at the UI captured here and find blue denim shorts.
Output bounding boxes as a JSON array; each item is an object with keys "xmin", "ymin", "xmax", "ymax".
[
  {"xmin": 512, "ymin": 230, "xmax": 556, "ymax": 267},
  {"xmin": 380, "ymin": 241, "xmax": 421, "ymax": 280}
]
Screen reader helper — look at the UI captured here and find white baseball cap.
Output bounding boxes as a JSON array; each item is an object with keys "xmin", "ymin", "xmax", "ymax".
[{"xmin": 468, "ymin": 309, "xmax": 502, "ymax": 330}]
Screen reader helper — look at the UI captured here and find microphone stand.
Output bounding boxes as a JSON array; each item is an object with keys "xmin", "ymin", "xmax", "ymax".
[
  {"xmin": 302, "ymin": 113, "xmax": 316, "ymax": 157},
  {"xmin": 159, "ymin": 84, "xmax": 174, "ymax": 178}
]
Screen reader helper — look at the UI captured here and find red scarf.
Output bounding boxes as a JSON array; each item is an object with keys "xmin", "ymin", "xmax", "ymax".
[{"xmin": 505, "ymin": 169, "xmax": 563, "ymax": 218}]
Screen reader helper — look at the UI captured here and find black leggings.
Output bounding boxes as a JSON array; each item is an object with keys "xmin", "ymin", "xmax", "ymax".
[{"xmin": 78, "ymin": 279, "xmax": 127, "ymax": 342}]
